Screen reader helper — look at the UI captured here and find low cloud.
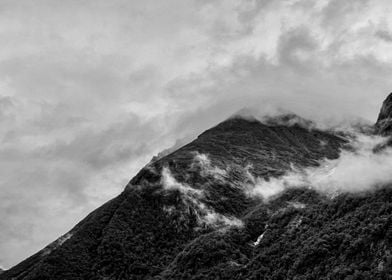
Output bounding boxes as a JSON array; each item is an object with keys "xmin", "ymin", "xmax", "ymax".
[
  {"xmin": 192, "ymin": 152, "xmax": 228, "ymax": 181},
  {"xmin": 161, "ymin": 167, "xmax": 203, "ymax": 196},
  {"xmin": 161, "ymin": 167, "xmax": 243, "ymax": 228},
  {"xmin": 247, "ymin": 132, "xmax": 392, "ymax": 200},
  {"xmin": 184, "ymin": 135, "xmax": 392, "ymax": 202}
]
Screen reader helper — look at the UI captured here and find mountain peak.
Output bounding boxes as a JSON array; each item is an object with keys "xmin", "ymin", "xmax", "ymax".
[
  {"xmin": 376, "ymin": 92, "xmax": 392, "ymax": 135},
  {"xmin": 5, "ymin": 98, "xmax": 392, "ymax": 280}
]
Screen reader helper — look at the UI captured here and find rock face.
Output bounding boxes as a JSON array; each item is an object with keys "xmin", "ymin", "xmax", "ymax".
[
  {"xmin": 376, "ymin": 92, "xmax": 392, "ymax": 135},
  {"xmin": 2, "ymin": 96, "xmax": 392, "ymax": 280}
]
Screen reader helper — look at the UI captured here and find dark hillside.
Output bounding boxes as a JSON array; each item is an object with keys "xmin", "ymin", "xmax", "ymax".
[
  {"xmin": 162, "ymin": 188, "xmax": 392, "ymax": 279},
  {"xmin": 3, "ymin": 93, "xmax": 392, "ymax": 280}
]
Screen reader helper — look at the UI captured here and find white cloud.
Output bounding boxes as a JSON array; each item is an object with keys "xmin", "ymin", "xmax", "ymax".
[
  {"xmin": 247, "ymin": 133, "xmax": 392, "ymax": 200},
  {"xmin": 161, "ymin": 167, "xmax": 243, "ymax": 228},
  {"xmin": 192, "ymin": 152, "xmax": 228, "ymax": 180}
]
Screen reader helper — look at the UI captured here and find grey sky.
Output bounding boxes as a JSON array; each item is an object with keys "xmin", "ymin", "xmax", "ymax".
[{"xmin": 1, "ymin": 0, "xmax": 392, "ymax": 268}]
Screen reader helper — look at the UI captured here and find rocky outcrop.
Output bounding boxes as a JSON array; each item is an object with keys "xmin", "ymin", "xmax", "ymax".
[{"xmin": 376, "ymin": 92, "xmax": 392, "ymax": 135}]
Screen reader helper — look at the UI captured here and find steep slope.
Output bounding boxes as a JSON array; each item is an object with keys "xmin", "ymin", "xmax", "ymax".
[
  {"xmin": 1, "ymin": 116, "xmax": 345, "ymax": 280},
  {"xmin": 162, "ymin": 188, "xmax": 392, "ymax": 279},
  {"xmin": 3, "ymin": 94, "xmax": 392, "ymax": 279},
  {"xmin": 376, "ymin": 92, "xmax": 392, "ymax": 135}
]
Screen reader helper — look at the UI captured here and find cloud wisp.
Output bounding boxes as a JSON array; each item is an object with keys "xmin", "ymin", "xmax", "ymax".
[
  {"xmin": 161, "ymin": 167, "xmax": 243, "ymax": 228},
  {"xmin": 247, "ymin": 133, "xmax": 392, "ymax": 200},
  {"xmin": 184, "ymin": 134, "xmax": 392, "ymax": 204}
]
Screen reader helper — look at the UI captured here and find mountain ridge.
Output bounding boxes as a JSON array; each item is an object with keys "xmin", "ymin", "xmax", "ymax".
[{"xmin": 2, "ymin": 95, "xmax": 392, "ymax": 279}]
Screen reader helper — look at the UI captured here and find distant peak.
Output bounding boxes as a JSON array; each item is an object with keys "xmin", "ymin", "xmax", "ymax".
[{"xmin": 376, "ymin": 92, "xmax": 392, "ymax": 135}]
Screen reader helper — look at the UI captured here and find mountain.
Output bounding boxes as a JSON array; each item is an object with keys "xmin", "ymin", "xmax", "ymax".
[
  {"xmin": 377, "ymin": 92, "xmax": 392, "ymax": 136},
  {"xmin": 2, "ymin": 96, "xmax": 392, "ymax": 279}
]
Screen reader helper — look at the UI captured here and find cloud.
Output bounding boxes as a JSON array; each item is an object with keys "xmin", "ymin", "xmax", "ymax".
[
  {"xmin": 185, "ymin": 131, "xmax": 392, "ymax": 202},
  {"xmin": 246, "ymin": 132, "xmax": 392, "ymax": 200},
  {"xmin": 192, "ymin": 152, "xmax": 228, "ymax": 181},
  {"xmin": 161, "ymin": 167, "xmax": 203, "ymax": 196},
  {"xmin": 375, "ymin": 29, "xmax": 392, "ymax": 42},
  {"xmin": 150, "ymin": 137, "xmax": 190, "ymax": 163},
  {"xmin": 161, "ymin": 166, "xmax": 243, "ymax": 228}
]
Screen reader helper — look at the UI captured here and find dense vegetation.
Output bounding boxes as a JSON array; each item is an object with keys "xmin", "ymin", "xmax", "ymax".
[{"xmin": 161, "ymin": 188, "xmax": 392, "ymax": 279}]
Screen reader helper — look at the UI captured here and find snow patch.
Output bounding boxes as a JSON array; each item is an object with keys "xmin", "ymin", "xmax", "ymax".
[
  {"xmin": 253, "ymin": 232, "xmax": 265, "ymax": 247},
  {"xmin": 252, "ymin": 224, "xmax": 269, "ymax": 247}
]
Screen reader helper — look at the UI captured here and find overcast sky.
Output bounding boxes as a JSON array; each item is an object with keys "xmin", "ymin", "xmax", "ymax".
[{"xmin": 1, "ymin": 0, "xmax": 392, "ymax": 268}]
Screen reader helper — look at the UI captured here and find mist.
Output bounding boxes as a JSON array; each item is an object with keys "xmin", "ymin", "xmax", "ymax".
[
  {"xmin": 186, "ymin": 127, "xmax": 392, "ymax": 203},
  {"xmin": 231, "ymin": 106, "xmax": 375, "ymax": 133},
  {"xmin": 248, "ymin": 132, "xmax": 392, "ymax": 200},
  {"xmin": 160, "ymin": 167, "xmax": 243, "ymax": 228}
]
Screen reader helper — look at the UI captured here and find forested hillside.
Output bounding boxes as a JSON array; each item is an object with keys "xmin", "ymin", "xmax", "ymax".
[{"xmin": 3, "ymin": 95, "xmax": 392, "ymax": 280}]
